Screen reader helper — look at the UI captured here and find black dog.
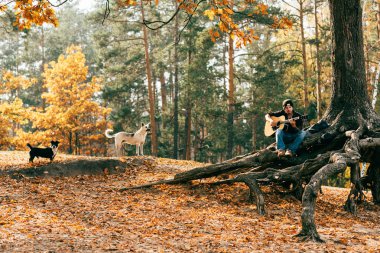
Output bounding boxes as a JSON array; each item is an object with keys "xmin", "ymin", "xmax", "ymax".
[{"xmin": 27, "ymin": 141, "xmax": 60, "ymax": 162}]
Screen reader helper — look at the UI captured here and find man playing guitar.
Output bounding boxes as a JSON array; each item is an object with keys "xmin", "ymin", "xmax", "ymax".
[{"xmin": 265, "ymin": 99, "xmax": 307, "ymax": 157}]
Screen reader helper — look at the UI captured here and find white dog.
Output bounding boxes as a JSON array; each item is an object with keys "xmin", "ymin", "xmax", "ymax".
[{"xmin": 105, "ymin": 123, "xmax": 150, "ymax": 156}]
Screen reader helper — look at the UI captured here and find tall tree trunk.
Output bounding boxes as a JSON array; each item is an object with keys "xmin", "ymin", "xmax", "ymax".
[
  {"xmin": 378, "ymin": 2, "xmax": 380, "ymax": 41},
  {"xmin": 223, "ymin": 36, "xmax": 228, "ymax": 98},
  {"xmin": 160, "ymin": 71, "xmax": 167, "ymax": 114},
  {"xmin": 68, "ymin": 132, "xmax": 73, "ymax": 154},
  {"xmin": 299, "ymin": 0, "xmax": 309, "ymax": 112},
  {"xmin": 160, "ymin": 71, "xmax": 167, "ymax": 129},
  {"xmin": 172, "ymin": 0, "xmax": 180, "ymax": 159},
  {"xmin": 193, "ymin": 118, "xmax": 199, "ymax": 161},
  {"xmin": 40, "ymin": 27, "xmax": 47, "ymax": 110},
  {"xmin": 299, "ymin": 0, "xmax": 380, "ymax": 241},
  {"xmin": 140, "ymin": 1, "xmax": 158, "ymax": 156},
  {"xmin": 314, "ymin": 0, "xmax": 322, "ymax": 120},
  {"xmin": 168, "ymin": 50, "xmax": 174, "ymax": 102},
  {"xmin": 372, "ymin": 62, "xmax": 380, "ymax": 109},
  {"xmin": 251, "ymin": 115, "xmax": 257, "ymax": 151},
  {"xmin": 324, "ymin": 0, "xmax": 377, "ymax": 126},
  {"xmin": 184, "ymin": 107, "xmax": 192, "ymax": 160},
  {"xmin": 184, "ymin": 37, "xmax": 193, "ymax": 160},
  {"xmin": 363, "ymin": 1, "xmax": 371, "ymax": 93},
  {"xmin": 226, "ymin": 35, "xmax": 235, "ymax": 159},
  {"xmin": 75, "ymin": 132, "xmax": 80, "ymax": 155},
  {"xmin": 103, "ymin": 105, "xmax": 108, "ymax": 157}
]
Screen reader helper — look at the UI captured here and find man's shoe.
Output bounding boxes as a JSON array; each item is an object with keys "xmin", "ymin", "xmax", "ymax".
[
  {"xmin": 285, "ymin": 150, "xmax": 293, "ymax": 157},
  {"xmin": 277, "ymin": 150, "xmax": 286, "ymax": 157}
]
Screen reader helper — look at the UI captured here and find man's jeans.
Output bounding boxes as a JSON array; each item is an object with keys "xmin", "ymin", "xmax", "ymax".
[{"xmin": 276, "ymin": 129, "xmax": 306, "ymax": 153}]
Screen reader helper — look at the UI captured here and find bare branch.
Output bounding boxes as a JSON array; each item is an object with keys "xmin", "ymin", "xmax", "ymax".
[
  {"xmin": 142, "ymin": 2, "xmax": 184, "ymax": 30},
  {"xmin": 102, "ymin": 0, "xmax": 111, "ymax": 25},
  {"xmin": 281, "ymin": 0, "xmax": 300, "ymax": 12},
  {"xmin": 47, "ymin": 0, "xmax": 70, "ymax": 7}
]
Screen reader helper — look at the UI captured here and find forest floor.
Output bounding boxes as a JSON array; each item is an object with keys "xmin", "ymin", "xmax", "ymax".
[{"xmin": 0, "ymin": 151, "xmax": 379, "ymax": 252}]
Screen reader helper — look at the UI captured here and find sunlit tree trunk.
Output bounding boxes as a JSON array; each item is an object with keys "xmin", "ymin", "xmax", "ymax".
[
  {"xmin": 172, "ymin": 0, "xmax": 179, "ymax": 159},
  {"xmin": 378, "ymin": 2, "xmax": 380, "ymax": 40},
  {"xmin": 184, "ymin": 107, "xmax": 192, "ymax": 160},
  {"xmin": 168, "ymin": 50, "xmax": 174, "ymax": 102},
  {"xmin": 193, "ymin": 118, "xmax": 199, "ymax": 160},
  {"xmin": 314, "ymin": 0, "xmax": 322, "ymax": 119},
  {"xmin": 159, "ymin": 71, "xmax": 167, "ymax": 129},
  {"xmin": 140, "ymin": 0, "xmax": 158, "ymax": 156},
  {"xmin": 223, "ymin": 36, "xmax": 228, "ymax": 98},
  {"xmin": 299, "ymin": 0, "xmax": 309, "ymax": 111},
  {"xmin": 373, "ymin": 2, "xmax": 380, "ymax": 109},
  {"xmin": 40, "ymin": 27, "xmax": 47, "ymax": 110},
  {"xmin": 363, "ymin": 1, "xmax": 371, "ymax": 93},
  {"xmin": 226, "ymin": 35, "xmax": 235, "ymax": 159},
  {"xmin": 160, "ymin": 71, "xmax": 167, "ymax": 113},
  {"xmin": 373, "ymin": 62, "xmax": 380, "ymax": 109},
  {"xmin": 184, "ymin": 36, "xmax": 193, "ymax": 160},
  {"xmin": 251, "ymin": 115, "xmax": 257, "ymax": 151}
]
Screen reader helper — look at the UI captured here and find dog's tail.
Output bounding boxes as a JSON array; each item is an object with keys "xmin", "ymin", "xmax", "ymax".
[
  {"xmin": 27, "ymin": 143, "xmax": 32, "ymax": 149},
  {"xmin": 105, "ymin": 129, "xmax": 116, "ymax": 138}
]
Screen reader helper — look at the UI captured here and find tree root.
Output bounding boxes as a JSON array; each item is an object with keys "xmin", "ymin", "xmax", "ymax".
[
  {"xmin": 298, "ymin": 127, "xmax": 364, "ymax": 241},
  {"xmin": 295, "ymin": 230, "xmax": 325, "ymax": 243},
  {"xmin": 120, "ymin": 124, "xmax": 380, "ymax": 242}
]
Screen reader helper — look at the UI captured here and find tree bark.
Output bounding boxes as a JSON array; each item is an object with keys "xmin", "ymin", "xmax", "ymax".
[
  {"xmin": 298, "ymin": 127, "xmax": 364, "ymax": 241},
  {"xmin": 183, "ymin": 35, "xmax": 193, "ymax": 160},
  {"xmin": 184, "ymin": 106, "xmax": 192, "ymax": 160},
  {"xmin": 368, "ymin": 164, "xmax": 380, "ymax": 204},
  {"xmin": 160, "ymin": 71, "xmax": 167, "ymax": 115},
  {"xmin": 140, "ymin": 0, "xmax": 158, "ymax": 156},
  {"xmin": 378, "ymin": 2, "xmax": 380, "ymax": 41},
  {"xmin": 299, "ymin": 0, "xmax": 309, "ymax": 112},
  {"xmin": 372, "ymin": 62, "xmax": 380, "ymax": 109},
  {"xmin": 227, "ymin": 35, "xmax": 235, "ymax": 159},
  {"xmin": 314, "ymin": 0, "xmax": 322, "ymax": 120},
  {"xmin": 172, "ymin": 0, "xmax": 179, "ymax": 159},
  {"xmin": 325, "ymin": 0, "xmax": 379, "ymax": 127}
]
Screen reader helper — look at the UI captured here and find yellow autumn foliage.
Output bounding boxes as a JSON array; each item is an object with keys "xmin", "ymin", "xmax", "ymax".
[
  {"xmin": 11, "ymin": 0, "xmax": 59, "ymax": 29},
  {"xmin": 0, "ymin": 46, "xmax": 111, "ymax": 155},
  {"xmin": 0, "ymin": 72, "xmax": 36, "ymax": 148},
  {"xmin": 35, "ymin": 45, "xmax": 111, "ymax": 155}
]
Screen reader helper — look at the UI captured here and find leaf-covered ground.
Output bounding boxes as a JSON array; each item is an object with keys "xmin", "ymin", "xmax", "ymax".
[{"xmin": 0, "ymin": 152, "xmax": 379, "ymax": 252}]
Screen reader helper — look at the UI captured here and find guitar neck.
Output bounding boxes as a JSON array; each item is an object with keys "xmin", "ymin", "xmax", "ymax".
[{"xmin": 281, "ymin": 117, "xmax": 300, "ymax": 123}]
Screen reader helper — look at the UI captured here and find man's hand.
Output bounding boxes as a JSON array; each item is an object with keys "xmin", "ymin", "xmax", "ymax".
[
  {"xmin": 289, "ymin": 118, "xmax": 296, "ymax": 128},
  {"xmin": 265, "ymin": 115, "xmax": 277, "ymax": 127}
]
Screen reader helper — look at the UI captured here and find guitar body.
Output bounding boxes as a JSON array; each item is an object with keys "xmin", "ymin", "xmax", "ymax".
[
  {"xmin": 264, "ymin": 116, "xmax": 286, "ymax": 137},
  {"xmin": 264, "ymin": 114, "xmax": 308, "ymax": 137}
]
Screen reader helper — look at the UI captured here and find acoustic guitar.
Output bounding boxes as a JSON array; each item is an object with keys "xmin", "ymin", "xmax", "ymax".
[{"xmin": 264, "ymin": 115, "xmax": 308, "ymax": 137}]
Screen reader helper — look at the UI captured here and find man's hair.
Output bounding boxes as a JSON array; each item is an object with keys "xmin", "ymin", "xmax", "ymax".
[{"xmin": 282, "ymin": 99, "xmax": 294, "ymax": 108}]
